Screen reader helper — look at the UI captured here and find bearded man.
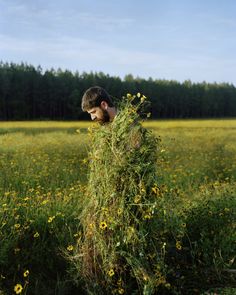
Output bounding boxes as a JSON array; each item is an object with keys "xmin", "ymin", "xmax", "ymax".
[{"xmin": 81, "ymin": 86, "xmax": 117, "ymax": 124}]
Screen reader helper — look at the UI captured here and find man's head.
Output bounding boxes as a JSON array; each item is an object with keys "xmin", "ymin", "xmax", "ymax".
[{"xmin": 81, "ymin": 86, "xmax": 116, "ymax": 124}]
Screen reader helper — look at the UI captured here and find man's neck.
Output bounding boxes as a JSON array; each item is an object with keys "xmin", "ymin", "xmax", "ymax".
[{"xmin": 108, "ymin": 107, "xmax": 117, "ymax": 122}]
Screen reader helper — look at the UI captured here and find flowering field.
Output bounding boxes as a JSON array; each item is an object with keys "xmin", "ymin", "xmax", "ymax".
[{"xmin": 0, "ymin": 120, "xmax": 235, "ymax": 294}]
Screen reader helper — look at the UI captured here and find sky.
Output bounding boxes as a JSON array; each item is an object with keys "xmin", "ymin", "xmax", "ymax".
[{"xmin": 0, "ymin": 0, "xmax": 236, "ymax": 85}]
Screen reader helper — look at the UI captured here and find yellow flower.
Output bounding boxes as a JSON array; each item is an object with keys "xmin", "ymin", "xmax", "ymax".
[
  {"xmin": 48, "ymin": 216, "xmax": 55, "ymax": 223},
  {"xmin": 14, "ymin": 283, "xmax": 23, "ymax": 294},
  {"xmin": 99, "ymin": 221, "xmax": 107, "ymax": 230},
  {"xmin": 107, "ymin": 269, "xmax": 115, "ymax": 277},
  {"xmin": 134, "ymin": 195, "xmax": 141, "ymax": 204},
  {"xmin": 176, "ymin": 241, "xmax": 182, "ymax": 250},
  {"xmin": 144, "ymin": 214, "xmax": 152, "ymax": 220},
  {"xmin": 67, "ymin": 245, "xmax": 74, "ymax": 251},
  {"xmin": 33, "ymin": 232, "xmax": 40, "ymax": 238},
  {"xmin": 141, "ymin": 95, "xmax": 146, "ymax": 103},
  {"xmin": 137, "ymin": 92, "xmax": 141, "ymax": 98},
  {"xmin": 14, "ymin": 224, "xmax": 21, "ymax": 229},
  {"xmin": 152, "ymin": 187, "xmax": 158, "ymax": 194},
  {"xmin": 182, "ymin": 223, "xmax": 186, "ymax": 228},
  {"xmin": 23, "ymin": 270, "xmax": 29, "ymax": 277},
  {"xmin": 117, "ymin": 208, "xmax": 123, "ymax": 215},
  {"xmin": 118, "ymin": 288, "xmax": 125, "ymax": 294},
  {"xmin": 42, "ymin": 200, "xmax": 48, "ymax": 205}
]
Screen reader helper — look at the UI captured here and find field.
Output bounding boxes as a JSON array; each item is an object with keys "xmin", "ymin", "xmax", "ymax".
[{"xmin": 0, "ymin": 120, "xmax": 235, "ymax": 294}]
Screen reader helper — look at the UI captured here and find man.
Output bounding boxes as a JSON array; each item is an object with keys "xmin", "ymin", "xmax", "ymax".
[
  {"xmin": 78, "ymin": 86, "xmax": 164, "ymax": 294},
  {"xmin": 81, "ymin": 86, "xmax": 117, "ymax": 124},
  {"xmin": 81, "ymin": 86, "xmax": 143, "ymax": 148}
]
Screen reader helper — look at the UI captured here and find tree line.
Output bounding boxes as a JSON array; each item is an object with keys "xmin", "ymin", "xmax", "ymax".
[{"xmin": 0, "ymin": 62, "xmax": 235, "ymax": 120}]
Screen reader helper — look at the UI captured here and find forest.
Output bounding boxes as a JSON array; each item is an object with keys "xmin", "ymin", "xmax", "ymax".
[{"xmin": 0, "ymin": 62, "xmax": 236, "ymax": 120}]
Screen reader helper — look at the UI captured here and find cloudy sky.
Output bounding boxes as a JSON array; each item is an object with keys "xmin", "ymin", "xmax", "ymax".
[{"xmin": 0, "ymin": 0, "xmax": 236, "ymax": 84}]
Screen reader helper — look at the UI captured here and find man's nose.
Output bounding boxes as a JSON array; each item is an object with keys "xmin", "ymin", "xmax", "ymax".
[{"xmin": 91, "ymin": 114, "xmax": 96, "ymax": 121}]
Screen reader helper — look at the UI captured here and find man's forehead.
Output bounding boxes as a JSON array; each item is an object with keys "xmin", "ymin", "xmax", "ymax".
[{"xmin": 87, "ymin": 107, "xmax": 100, "ymax": 114}]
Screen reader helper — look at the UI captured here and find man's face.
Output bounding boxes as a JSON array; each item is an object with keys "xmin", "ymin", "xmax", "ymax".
[{"xmin": 87, "ymin": 106, "xmax": 110, "ymax": 125}]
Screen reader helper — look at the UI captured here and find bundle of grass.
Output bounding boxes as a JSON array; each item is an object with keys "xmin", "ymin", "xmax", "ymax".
[{"xmin": 71, "ymin": 94, "xmax": 170, "ymax": 294}]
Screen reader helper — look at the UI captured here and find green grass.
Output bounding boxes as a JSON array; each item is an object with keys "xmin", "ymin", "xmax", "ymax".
[{"xmin": 0, "ymin": 120, "xmax": 235, "ymax": 294}]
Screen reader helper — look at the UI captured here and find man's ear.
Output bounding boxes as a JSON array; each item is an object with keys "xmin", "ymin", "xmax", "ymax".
[{"xmin": 100, "ymin": 101, "xmax": 108, "ymax": 110}]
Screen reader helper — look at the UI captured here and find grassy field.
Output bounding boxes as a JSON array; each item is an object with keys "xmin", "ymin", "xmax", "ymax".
[{"xmin": 0, "ymin": 120, "xmax": 235, "ymax": 294}]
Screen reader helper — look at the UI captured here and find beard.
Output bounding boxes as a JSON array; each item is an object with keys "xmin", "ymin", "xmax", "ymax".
[{"xmin": 96, "ymin": 109, "xmax": 110, "ymax": 125}]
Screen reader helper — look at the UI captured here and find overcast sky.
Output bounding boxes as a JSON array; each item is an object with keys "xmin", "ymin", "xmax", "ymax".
[{"xmin": 0, "ymin": 0, "xmax": 236, "ymax": 85}]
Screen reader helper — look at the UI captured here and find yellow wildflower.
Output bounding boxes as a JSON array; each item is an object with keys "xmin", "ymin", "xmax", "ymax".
[
  {"xmin": 23, "ymin": 270, "xmax": 29, "ymax": 277},
  {"xmin": 42, "ymin": 200, "xmax": 48, "ymax": 205},
  {"xmin": 118, "ymin": 288, "xmax": 125, "ymax": 294},
  {"xmin": 67, "ymin": 245, "xmax": 74, "ymax": 251},
  {"xmin": 151, "ymin": 187, "xmax": 158, "ymax": 194},
  {"xmin": 176, "ymin": 241, "xmax": 182, "ymax": 250},
  {"xmin": 134, "ymin": 195, "xmax": 141, "ymax": 204},
  {"xmin": 99, "ymin": 221, "xmax": 107, "ymax": 230},
  {"xmin": 144, "ymin": 214, "xmax": 152, "ymax": 220},
  {"xmin": 107, "ymin": 269, "xmax": 115, "ymax": 277},
  {"xmin": 33, "ymin": 232, "xmax": 40, "ymax": 238},
  {"xmin": 141, "ymin": 95, "xmax": 146, "ymax": 103},
  {"xmin": 14, "ymin": 283, "xmax": 23, "ymax": 294},
  {"xmin": 14, "ymin": 224, "xmax": 21, "ymax": 229},
  {"xmin": 48, "ymin": 216, "xmax": 55, "ymax": 223},
  {"xmin": 117, "ymin": 208, "xmax": 123, "ymax": 215}
]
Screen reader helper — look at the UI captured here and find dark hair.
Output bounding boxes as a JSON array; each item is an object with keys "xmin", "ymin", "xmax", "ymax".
[{"xmin": 81, "ymin": 86, "xmax": 114, "ymax": 111}]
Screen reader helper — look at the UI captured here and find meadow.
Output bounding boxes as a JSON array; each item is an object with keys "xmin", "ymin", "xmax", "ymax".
[{"xmin": 0, "ymin": 120, "xmax": 235, "ymax": 294}]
